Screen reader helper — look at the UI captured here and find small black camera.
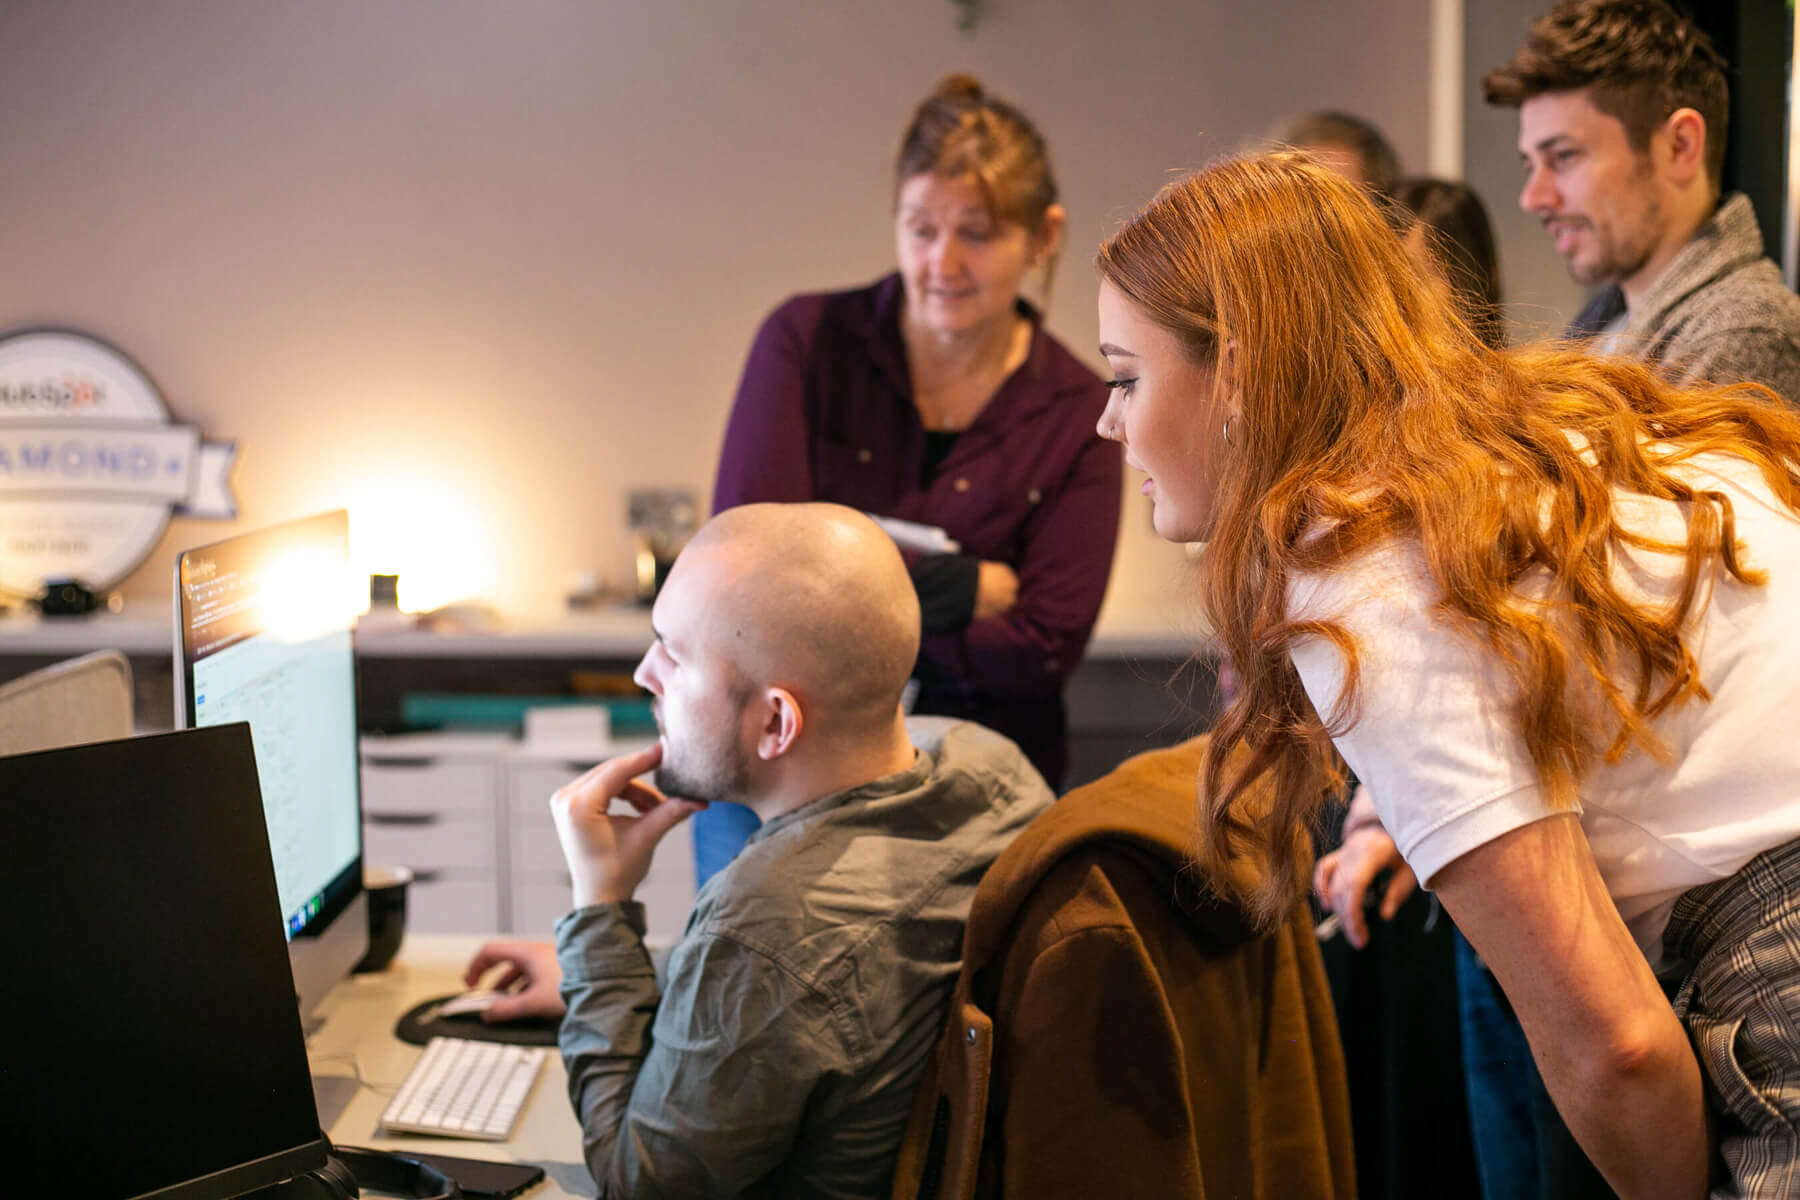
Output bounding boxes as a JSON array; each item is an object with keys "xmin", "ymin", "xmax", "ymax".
[{"xmin": 38, "ymin": 578, "xmax": 100, "ymax": 616}]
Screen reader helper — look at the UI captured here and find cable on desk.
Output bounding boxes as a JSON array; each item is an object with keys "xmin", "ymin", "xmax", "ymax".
[{"xmin": 308, "ymin": 1048, "xmax": 402, "ymax": 1097}]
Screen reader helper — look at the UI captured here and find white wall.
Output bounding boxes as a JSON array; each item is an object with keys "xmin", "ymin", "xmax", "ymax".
[
  {"xmin": 0, "ymin": 0, "xmax": 1432, "ymax": 621},
  {"xmin": 1464, "ymin": 0, "xmax": 1589, "ymax": 341}
]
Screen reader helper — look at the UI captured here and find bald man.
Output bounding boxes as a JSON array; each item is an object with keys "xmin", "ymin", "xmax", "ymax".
[{"xmin": 464, "ymin": 503, "xmax": 1052, "ymax": 1200}]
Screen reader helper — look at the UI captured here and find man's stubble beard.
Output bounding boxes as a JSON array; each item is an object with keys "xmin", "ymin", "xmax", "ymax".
[
  {"xmin": 1570, "ymin": 162, "xmax": 1663, "ymax": 289},
  {"xmin": 653, "ymin": 711, "xmax": 752, "ymax": 807}
]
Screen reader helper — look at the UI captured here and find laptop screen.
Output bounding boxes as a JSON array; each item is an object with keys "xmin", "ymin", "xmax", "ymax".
[
  {"xmin": 0, "ymin": 725, "xmax": 328, "ymax": 1198},
  {"xmin": 174, "ymin": 509, "xmax": 363, "ymax": 945}
]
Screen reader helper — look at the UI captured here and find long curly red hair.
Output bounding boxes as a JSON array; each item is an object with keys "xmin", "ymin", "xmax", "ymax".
[{"xmin": 1098, "ymin": 153, "xmax": 1800, "ymax": 926}]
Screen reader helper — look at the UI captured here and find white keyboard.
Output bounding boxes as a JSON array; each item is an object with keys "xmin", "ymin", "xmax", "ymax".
[{"xmin": 380, "ymin": 1037, "xmax": 551, "ymax": 1140}]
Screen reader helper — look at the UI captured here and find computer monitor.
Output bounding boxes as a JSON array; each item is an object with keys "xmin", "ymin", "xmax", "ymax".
[
  {"xmin": 0, "ymin": 725, "xmax": 331, "ymax": 1198},
  {"xmin": 173, "ymin": 509, "xmax": 367, "ymax": 1023}
]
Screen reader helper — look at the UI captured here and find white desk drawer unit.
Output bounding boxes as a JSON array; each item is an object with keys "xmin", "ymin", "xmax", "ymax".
[
  {"xmin": 363, "ymin": 812, "xmax": 495, "ymax": 871},
  {"xmin": 358, "ymin": 732, "xmax": 697, "ymax": 937},
  {"xmin": 513, "ymin": 879, "xmax": 583, "ymax": 941},
  {"xmin": 400, "ymin": 875, "xmax": 502, "ymax": 934},
  {"xmin": 361, "ymin": 734, "xmax": 509, "ymax": 934},
  {"xmin": 360, "ymin": 757, "xmax": 495, "ymax": 815},
  {"xmin": 363, "ymin": 815, "xmax": 499, "ymax": 933}
]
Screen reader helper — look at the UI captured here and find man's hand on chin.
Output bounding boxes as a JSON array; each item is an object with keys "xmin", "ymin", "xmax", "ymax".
[{"xmin": 550, "ymin": 742, "xmax": 708, "ymax": 908}]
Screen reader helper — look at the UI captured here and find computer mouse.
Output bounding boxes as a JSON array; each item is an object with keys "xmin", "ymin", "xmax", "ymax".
[
  {"xmin": 401, "ymin": 989, "xmax": 559, "ymax": 1044},
  {"xmin": 430, "ymin": 988, "xmax": 504, "ymax": 1020}
]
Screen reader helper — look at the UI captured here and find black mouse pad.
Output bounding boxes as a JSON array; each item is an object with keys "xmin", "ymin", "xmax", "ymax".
[{"xmin": 395, "ymin": 994, "xmax": 560, "ymax": 1047}]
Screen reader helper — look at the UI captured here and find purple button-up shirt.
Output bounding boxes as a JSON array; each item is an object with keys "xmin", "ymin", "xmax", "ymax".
[{"xmin": 713, "ymin": 273, "xmax": 1122, "ymax": 786}]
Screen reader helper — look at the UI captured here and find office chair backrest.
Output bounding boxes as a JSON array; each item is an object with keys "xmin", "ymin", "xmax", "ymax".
[
  {"xmin": 890, "ymin": 734, "xmax": 1356, "ymax": 1200},
  {"xmin": 0, "ymin": 650, "xmax": 134, "ymax": 756}
]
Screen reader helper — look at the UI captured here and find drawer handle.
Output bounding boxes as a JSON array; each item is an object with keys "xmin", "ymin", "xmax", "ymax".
[
  {"xmin": 365, "ymin": 812, "xmax": 440, "ymax": 827},
  {"xmin": 410, "ymin": 869, "xmax": 444, "ymax": 885},
  {"xmin": 362, "ymin": 756, "xmax": 439, "ymax": 768}
]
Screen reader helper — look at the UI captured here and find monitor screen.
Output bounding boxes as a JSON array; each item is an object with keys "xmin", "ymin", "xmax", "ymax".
[
  {"xmin": 174, "ymin": 509, "xmax": 366, "ymax": 1017},
  {"xmin": 0, "ymin": 725, "xmax": 330, "ymax": 1198}
]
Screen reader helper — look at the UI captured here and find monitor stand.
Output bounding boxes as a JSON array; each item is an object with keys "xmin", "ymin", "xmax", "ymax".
[
  {"xmin": 304, "ymin": 986, "xmax": 363, "ymax": 1133},
  {"xmin": 312, "ymin": 1072, "xmax": 360, "ymax": 1132}
]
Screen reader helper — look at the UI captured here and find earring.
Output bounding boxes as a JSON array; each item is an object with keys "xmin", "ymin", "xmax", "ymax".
[{"xmin": 1222, "ymin": 415, "xmax": 1235, "ymax": 447}]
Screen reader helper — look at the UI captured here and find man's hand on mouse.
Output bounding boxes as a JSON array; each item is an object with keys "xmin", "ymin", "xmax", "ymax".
[
  {"xmin": 463, "ymin": 940, "xmax": 566, "ymax": 1023},
  {"xmin": 551, "ymin": 743, "xmax": 706, "ymax": 909}
]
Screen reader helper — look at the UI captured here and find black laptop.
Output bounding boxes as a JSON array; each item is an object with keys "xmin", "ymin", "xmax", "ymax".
[{"xmin": 0, "ymin": 724, "xmax": 329, "ymax": 1198}]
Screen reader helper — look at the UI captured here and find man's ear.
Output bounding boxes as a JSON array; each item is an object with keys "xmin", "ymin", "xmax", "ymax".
[
  {"xmin": 1660, "ymin": 107, "xmax": 1708, "ymax": 188},
  {"xmin": 754, "ymin": 687, "xmax": 803, "ymax": 761}
]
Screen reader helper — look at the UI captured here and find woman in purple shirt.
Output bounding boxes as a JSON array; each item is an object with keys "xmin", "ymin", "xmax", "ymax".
[{"xmin": 698, "ymin": 76, "xmax": 1121, "ymax": 879}]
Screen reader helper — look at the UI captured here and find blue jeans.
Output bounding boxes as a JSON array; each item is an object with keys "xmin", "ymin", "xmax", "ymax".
[{"xmin": 690, "ymin": 802, "xmax": 762, "ymax": 888}]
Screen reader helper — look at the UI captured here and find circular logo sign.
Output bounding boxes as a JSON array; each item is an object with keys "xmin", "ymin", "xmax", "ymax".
[{"xmin": 0, "ymin": 331, "xmax": 235, "ymax": 596}]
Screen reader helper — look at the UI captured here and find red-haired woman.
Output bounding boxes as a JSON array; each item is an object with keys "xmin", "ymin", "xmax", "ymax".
[{"xmin": 1096, "ymin": 152, "xmax": 1800, "ymax": 1197}]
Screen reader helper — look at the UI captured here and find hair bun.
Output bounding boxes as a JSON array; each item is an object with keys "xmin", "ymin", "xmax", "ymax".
[
  {"xmin": 931, "ymin": 73, "xmax": 985, "ymax": 105},
  {"xmin": 896, "ymin": 73, "xmax": 1058, "ymax": 236}
]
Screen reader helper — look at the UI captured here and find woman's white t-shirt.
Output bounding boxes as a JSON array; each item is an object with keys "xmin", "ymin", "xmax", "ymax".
[{"xmin": 1287, "ymin": 452, "xmax": 1800, "ymax": 969}]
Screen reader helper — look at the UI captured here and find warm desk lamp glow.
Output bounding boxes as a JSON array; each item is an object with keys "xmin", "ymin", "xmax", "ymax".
[
  {"xmin": 343, "ymin": 479, "xmax": 497, "ymax": 615},
  {"xmin": 257, "ymin": 549, "xmax": 358, "ymax": 642}
]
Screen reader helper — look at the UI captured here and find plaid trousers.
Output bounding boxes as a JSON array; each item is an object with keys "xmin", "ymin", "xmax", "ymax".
[{"xmin": 1666, "ymin": 837, "xmax": 1800, "ymax": 1199}]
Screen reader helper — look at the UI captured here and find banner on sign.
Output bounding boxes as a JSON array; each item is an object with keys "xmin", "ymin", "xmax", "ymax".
[{"xmin": 0, "ymin": 331, "xmax": 237, "ymax": 595}]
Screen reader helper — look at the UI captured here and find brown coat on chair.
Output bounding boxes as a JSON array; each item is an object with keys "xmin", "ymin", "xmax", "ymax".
[{"xmin": 891, "ymin": 736, "xmax": 1356, "ymax": 1200}]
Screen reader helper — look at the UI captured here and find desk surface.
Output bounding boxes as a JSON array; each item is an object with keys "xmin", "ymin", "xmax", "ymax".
[
  {"xmin": 310, "ymin": 933, "xmax": 594, "ymax": 1199},
  {"xmin": 0, "ymin": 602, "xmax": 1210, "ymax": 659}
]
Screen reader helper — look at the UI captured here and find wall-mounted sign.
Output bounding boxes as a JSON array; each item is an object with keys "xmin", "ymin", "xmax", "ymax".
[{"xmin": 0, "ymin": 331, "xmax": 236, "ymax": 596}]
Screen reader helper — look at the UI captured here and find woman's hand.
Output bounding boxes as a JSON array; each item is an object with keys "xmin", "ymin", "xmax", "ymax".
[
  {"xmin": 1313, "ymin": 825, "xmax": 1415, "ymax": 948},
  {"xmin": 974, "ymin": 561, "xmax": 1019, "ymax": 620}
]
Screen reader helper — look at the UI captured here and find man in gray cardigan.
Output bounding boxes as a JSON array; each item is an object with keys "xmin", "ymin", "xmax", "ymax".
[
  {"xmin": 1487, "ymin": 0, "xmax": 1800, "ymax": 403},
  {"xmin": 462, "ymin": 502, "xmax": 1051, "ymax": 1199}
]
